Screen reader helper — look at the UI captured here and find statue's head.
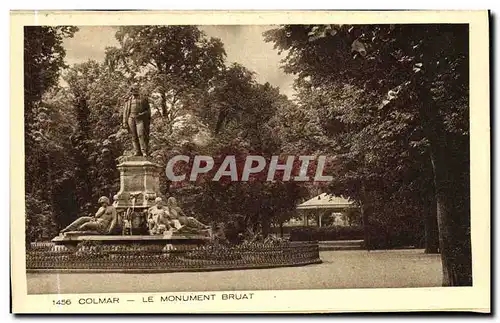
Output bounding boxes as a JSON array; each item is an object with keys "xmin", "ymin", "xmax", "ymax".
[
  {"xmin": 155, "ymin": 197, "xmax": 164, "ymax": 207},
  {"xmin": 167, "ymin": 197, "xmax": 178, "ymax": 207},
  {"xmin": 131, "ymin": 83, "xmax": 140, "ymax": 96},
  {"xmin": 98, "ymin": 196, "xmax": 110, "ymax": 206}
]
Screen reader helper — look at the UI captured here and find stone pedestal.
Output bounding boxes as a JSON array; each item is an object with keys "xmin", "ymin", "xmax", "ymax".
[
  {"xmin": 111, "ymin": 156, "xmax": 163, "ymax": 234},
  {"xmin": 114, "ymin": 156, "xmax": 163, "ymax": 209}
]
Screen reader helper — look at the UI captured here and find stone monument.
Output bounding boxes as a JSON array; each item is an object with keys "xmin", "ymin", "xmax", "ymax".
[
  {"xmin": 112, "ymin": 83, "xmax": 160, "ymax": 234},
  {"xmin": 53, "ymin": 83, "xmax": 211, "ymax": 246},
  {"xmin": 113, "ymin": 155, "xmax": 162, "ymax": 234},
  {"xmin": 122, "ymin": 83, "xmax": 151, "ymax": 157}
]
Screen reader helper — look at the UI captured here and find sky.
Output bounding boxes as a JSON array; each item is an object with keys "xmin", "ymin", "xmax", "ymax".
[{"xmin": 62, "ymin": 25, "xmax": 296, "ymax": 98}]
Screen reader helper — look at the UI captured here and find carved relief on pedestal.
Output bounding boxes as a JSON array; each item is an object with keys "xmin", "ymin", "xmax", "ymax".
[{"xmin": 113, "ymin": 156, "xmax": 163, "ymax": 235}]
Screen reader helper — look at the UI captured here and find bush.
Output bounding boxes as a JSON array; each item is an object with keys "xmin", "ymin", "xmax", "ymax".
[
  {"xmin": 289, "ymin": 223, "xmax": 424, "ymax": 249},
  {"xmin": 289, "ymin": 226, "xmax": 364, "ymax": 241},
  {"xmin": 367, "ymin": 221, "xmax": 425, "ymax": 250},
  {"xmin": 25, "ymin": 193, "xmax": 58, "ymax": 243}
]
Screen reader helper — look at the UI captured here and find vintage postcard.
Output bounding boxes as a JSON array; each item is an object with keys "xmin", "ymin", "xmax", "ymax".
[{"xmin": 10, "ymin": 10, "xmax": 490, "ymax": 313}]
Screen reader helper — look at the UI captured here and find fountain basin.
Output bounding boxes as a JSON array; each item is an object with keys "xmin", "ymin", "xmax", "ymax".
[
  {"xmin": 52, "ymin": 233, "xmax": 211, "ymax": 246},
  {"xmin": 27, "ymin": 241, "xmax": 322, "ymax": 273}
]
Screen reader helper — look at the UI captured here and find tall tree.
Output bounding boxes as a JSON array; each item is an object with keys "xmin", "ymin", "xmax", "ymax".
[
  {"xmin": 165, "ymin": 65, "xmax": 307, "ymax": 236},
  {"xmin": 265, "ymin": 24, "xmax": 469, "ymax": 286},
  {"xmin": 24, "ymin": 26, "xmax": 78, "ymax": 241},
  {"xmin": 105, "ymin": 26, "xmax": 226, "ymax": 135},
  {"xmin": 59, "ymin": 60, "xmax": 129, "ymax": 217},
  {"xmin": 24, "ymin": 26, "xmax": 78, "ymax": 194},
  {"xmin": 63, "ymin": 61, "xmax": 100, "ymax": 214}
]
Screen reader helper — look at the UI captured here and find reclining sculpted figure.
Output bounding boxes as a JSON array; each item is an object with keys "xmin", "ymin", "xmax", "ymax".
[
  {"xmin": 166, "ymin": 197, "xmax": 211, "ymax": 233},
  {"xmin": 147, "ymin": 197, "xmax": 173, "ymax": 235},
  {"xmin": 147, "ymin": 197, "xmax": 210, "ymax": 235},
  {"xmin": 60, "ymin": 196, "xmax": 117, "ymax": 235}
]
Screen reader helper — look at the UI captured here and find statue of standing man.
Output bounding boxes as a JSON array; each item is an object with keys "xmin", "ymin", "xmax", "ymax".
[{"xmin": 122, "ymin": 84, "xmax": 151, "ymax": 157}]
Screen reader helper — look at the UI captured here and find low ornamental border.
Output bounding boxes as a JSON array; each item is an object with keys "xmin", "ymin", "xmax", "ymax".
[{"xmin": 26, "ymin": 241, "xmax": 321, "ymax": 272}]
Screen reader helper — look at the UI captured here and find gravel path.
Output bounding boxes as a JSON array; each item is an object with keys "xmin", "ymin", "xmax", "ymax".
[{"xmin": 27, "ymin": 249, "xmax": 442, "ymax": 294}]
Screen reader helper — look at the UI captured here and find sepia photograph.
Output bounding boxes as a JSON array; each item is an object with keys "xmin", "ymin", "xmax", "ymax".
[{"xmin": 11, "ymin": 10, "xmax": 490, "ymax": 313}]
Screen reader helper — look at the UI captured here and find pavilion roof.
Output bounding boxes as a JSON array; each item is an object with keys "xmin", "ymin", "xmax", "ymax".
[{"xmin": 296, "ymin": 193, "xmax": 355, "ymax": 210}]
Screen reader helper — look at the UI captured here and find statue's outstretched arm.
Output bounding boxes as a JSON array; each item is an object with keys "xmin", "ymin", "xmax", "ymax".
[
  {"xmin": 94, "ymin": 206, "xmax": 105, "ymax": 219},
  {"xmin": 177, "ymin": 207, "xmax": 187, "ymax": 217},
  {"xmin": 107, "ymin": 208, "xmax": 118, "ymax": 234}
]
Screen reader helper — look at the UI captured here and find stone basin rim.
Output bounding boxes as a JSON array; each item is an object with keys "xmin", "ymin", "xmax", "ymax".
[{"xmin": 52, "ymin": 234, "xmax": 211, "ymax": 243}]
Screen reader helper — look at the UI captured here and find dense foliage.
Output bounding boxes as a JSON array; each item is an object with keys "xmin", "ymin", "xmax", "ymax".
[
  {"xmin": 24, "ymin": 26, "xmax": 79, "ymax": 242},
  {"xmin": 25, "ymin": 24, "xmax": 471, "ymax": 287},
  {"xmin": 264, "ymin": 24, "xmax": 470, "ymax": 285},
  {"xmin": 24, "ymin": 26, "xmax": 307, "ymax": 243}
]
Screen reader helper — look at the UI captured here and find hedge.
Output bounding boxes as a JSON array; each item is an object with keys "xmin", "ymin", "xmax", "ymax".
[
  {"xmin": 289, "ymin": 224, "xmax": 425, "ymax": 249},
  {"xmin": 366, "ymin": 222, "xmax": 425, "ymax": 249},
  {"xmin": 289, "ymin": 226, "xmax": 364, "ymax": 241}
]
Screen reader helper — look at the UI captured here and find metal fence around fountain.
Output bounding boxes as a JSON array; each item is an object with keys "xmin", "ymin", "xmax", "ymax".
[{"xmin": 26, "ymin": 241, "xmax": 322, "ymax": 272}]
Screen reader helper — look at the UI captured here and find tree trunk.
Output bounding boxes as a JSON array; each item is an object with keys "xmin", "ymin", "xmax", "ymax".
[
  {"xmin": 360, "ymin": 205, "xmax": 371, "ymax": 250},
  {"xmin": 431, "ymin": 150, "xmax": 471, "ymax": 286},
  {"xmin": 418, "ymin": 88, "xmax": 472, "ymax": 286},
  {"xmin": 279, "ymin": 222, "xmax": 284, "ymax": 238},
  {"xmin": 424, "ymin": 191, "xmax": 440, "ymax": 254},
  {"xmin": 160, "ymin": 91, "xmax": 167, "ymax": 116},
  {"xmin": 360, "ymin": 182, "xmax": 371, "ymax": 250},
  {"xmin": 423, "ymin": 155, "xmax": 440, "ymax": 254}
]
